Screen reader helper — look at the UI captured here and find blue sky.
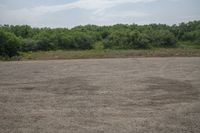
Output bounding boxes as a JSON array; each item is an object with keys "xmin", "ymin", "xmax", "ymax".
[{"xmin": 0, "ymin": 0, "xmax": 200, "ymax": 28}]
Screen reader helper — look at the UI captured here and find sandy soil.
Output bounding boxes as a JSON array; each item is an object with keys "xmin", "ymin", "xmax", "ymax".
[{"xmin": 0, "ymin": 57, "xmax": 200, "ymax": 133}]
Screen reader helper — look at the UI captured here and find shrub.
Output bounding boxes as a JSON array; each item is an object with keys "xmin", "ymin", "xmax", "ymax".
[
  {"xmin": 149, "ymin": 30, "xmax": 177, "ymax": 47},
  {"xmin": 0, "ymin": 30, "xmax": 22, "ymax": 57},
  {"xmin": 22, "ymin": 38, "xmax": 38, "ymax": 52}
]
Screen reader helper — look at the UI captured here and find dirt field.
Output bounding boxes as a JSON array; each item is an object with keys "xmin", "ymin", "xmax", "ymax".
[{"xmin": 0, "ymin": 57, "xmax": 200, "ymax": 133}]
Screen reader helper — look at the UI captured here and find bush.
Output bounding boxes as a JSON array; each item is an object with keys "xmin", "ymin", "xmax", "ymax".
[
  {"xmin": 57, "ymin": 35, "xmax": 74, "ymax": 50},
  {"xmin": 0, "ymin": 30, "xmax": 22, "ymax": 57},
  {"xmin": 72, "ymin": 33, "xmax": 93, "ymax": 50},
  {"xmin": 149, "ymin": 30, "xmax": 177, "ymax": 47},
  {"xmin": 104, "ymin": 32, "xmax": 129, "ymax": 49},
  {"xmin": 104, "ymin": 31, "xmax": 151, "ymax": 49},
  {"xmin": 92, "ymin": 41, "xmax": 104, "ymax": 50},
  {"xmin": 0, "ymin": 20, "xmax": 199, "ymax": 56},
  {"xmin": 129, "ymin": 32, "xmax": 151, "ymax": 49},
  {"xmin": 34, "ymin": 31, "xmax": 58, "ymax": 51},
  {"xmin": 182, "ymin": 30, "xmax": 200, "ymax": 42},
  {"xmin": 22, "ymin": 38, "xmax": 38, "ymax": 52}
]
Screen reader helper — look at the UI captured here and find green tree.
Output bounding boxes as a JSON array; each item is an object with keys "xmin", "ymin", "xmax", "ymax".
[{"xmin": 0, "ymin": 30, "xmax": 22, "ymax": 57}]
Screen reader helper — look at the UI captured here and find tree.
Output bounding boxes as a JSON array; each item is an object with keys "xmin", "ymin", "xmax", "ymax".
[
  {"xmin": 1, "ymin": 20, "xmax": 200, "ymax": 56},
  {"xmin": 0, "ymin": 30, "xmax": 22, "ymax": 57},
  {"xmin": 34, "ymin": 31, "xmax": 58, "ymax": 51},
  {"xmin": 148, "ymin": 30, "xmax": 177, "ymax": 47},
  {"xmin": 22, "ymin": 38, "xmax": 38, "ymax": 52},
  {"xmin": 72, "ymin": 32, "xmax": 93, "ymax": 50}
]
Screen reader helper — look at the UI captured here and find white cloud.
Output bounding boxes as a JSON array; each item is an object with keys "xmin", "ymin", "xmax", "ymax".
[
  {"xmin": 89, "ymin": 10, "xmax": 151, "ymax": 26},
  {"xmin": 1, "ymin": 0, "xmax": 157, "ymax": 17},
  {"xmin": 15, "ymin": 0, "xmax": 158, "ymax": 16},
  {"xmin": 0, "ymin": 0, "xmax": 158, "ymax": 26},
  {"xmin": 92, "ymin": 10, "xmax": 150, "ymax": 20}
]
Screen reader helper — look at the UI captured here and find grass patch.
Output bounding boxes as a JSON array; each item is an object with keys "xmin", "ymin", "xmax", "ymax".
[
  {"xmin": 178, "ymin": 41, "xmax": 200, "ymax": 49},
  {"xmin": 17, "ymin": 48, "xmax": 200, "ymax": 61}
]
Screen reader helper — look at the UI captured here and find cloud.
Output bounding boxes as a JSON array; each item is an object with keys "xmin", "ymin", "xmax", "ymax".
[
  {"xmin": 0, "ymin": 0, "xmax": 158, "ymax": 26},
  {"xmin": 2, "ymin": 0, "xmax": 158, "ymax": 16},
  {"xmin": 16, "ymin": 0, "xmax": 158, "ymax": 16},
  {"xmin": 92, "ymin": 10, "xmax": 150, "ymax": 21},
  {"xmin": 89, "ymin": 10, "xmax": 151, "ymax": 26}
]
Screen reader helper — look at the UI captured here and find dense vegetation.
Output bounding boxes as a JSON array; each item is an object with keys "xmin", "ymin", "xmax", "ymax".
[{"xmin": 0, "ymin": 20, "xmax": 200, "ymax": 57}]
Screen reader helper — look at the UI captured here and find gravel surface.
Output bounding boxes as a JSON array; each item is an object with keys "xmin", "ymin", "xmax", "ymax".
[{"xmin": 0, "ymin": 57, "xmax": 200, "ymax": 133}]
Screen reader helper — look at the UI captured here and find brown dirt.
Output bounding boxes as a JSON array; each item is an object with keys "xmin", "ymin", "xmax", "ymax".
[{"xmin": 0, "ymin": 57, "xmax": 200, "ymax": 133}]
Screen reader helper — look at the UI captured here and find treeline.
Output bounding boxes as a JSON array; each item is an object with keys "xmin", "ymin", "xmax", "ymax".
[{"xmin": 0, "ymin": 20, "xmax": 200, "ymax": 57}]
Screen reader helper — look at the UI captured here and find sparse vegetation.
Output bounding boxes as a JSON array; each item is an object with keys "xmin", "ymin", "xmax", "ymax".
[{"xmin": 18, "ymin": 48, "xmax": 200, "ymax": 61}]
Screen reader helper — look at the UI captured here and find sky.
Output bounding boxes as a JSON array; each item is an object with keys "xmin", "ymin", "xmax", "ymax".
[{"xmin": 0, "ymin": 0, "xmax": 200, "ymax": 28}]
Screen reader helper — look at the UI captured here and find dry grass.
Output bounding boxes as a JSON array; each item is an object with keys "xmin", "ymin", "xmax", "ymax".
[{"xmin": 19, "ymin": 48, "xmax": 200, "ymax": 60}]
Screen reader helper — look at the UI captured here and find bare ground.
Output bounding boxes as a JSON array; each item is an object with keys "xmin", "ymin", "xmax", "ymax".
[{"xmin": 0, "ymin": 57, "xmax": 200, "ymax": 133}]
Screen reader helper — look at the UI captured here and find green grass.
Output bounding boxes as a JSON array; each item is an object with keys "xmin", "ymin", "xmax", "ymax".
[
  {"xmin": 177, "ymin": 41, "xmax": 200, "ymax": 49},
  {"xmin": 17, "ymin": 48, "xmax": 200, "ymax": 61}
]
